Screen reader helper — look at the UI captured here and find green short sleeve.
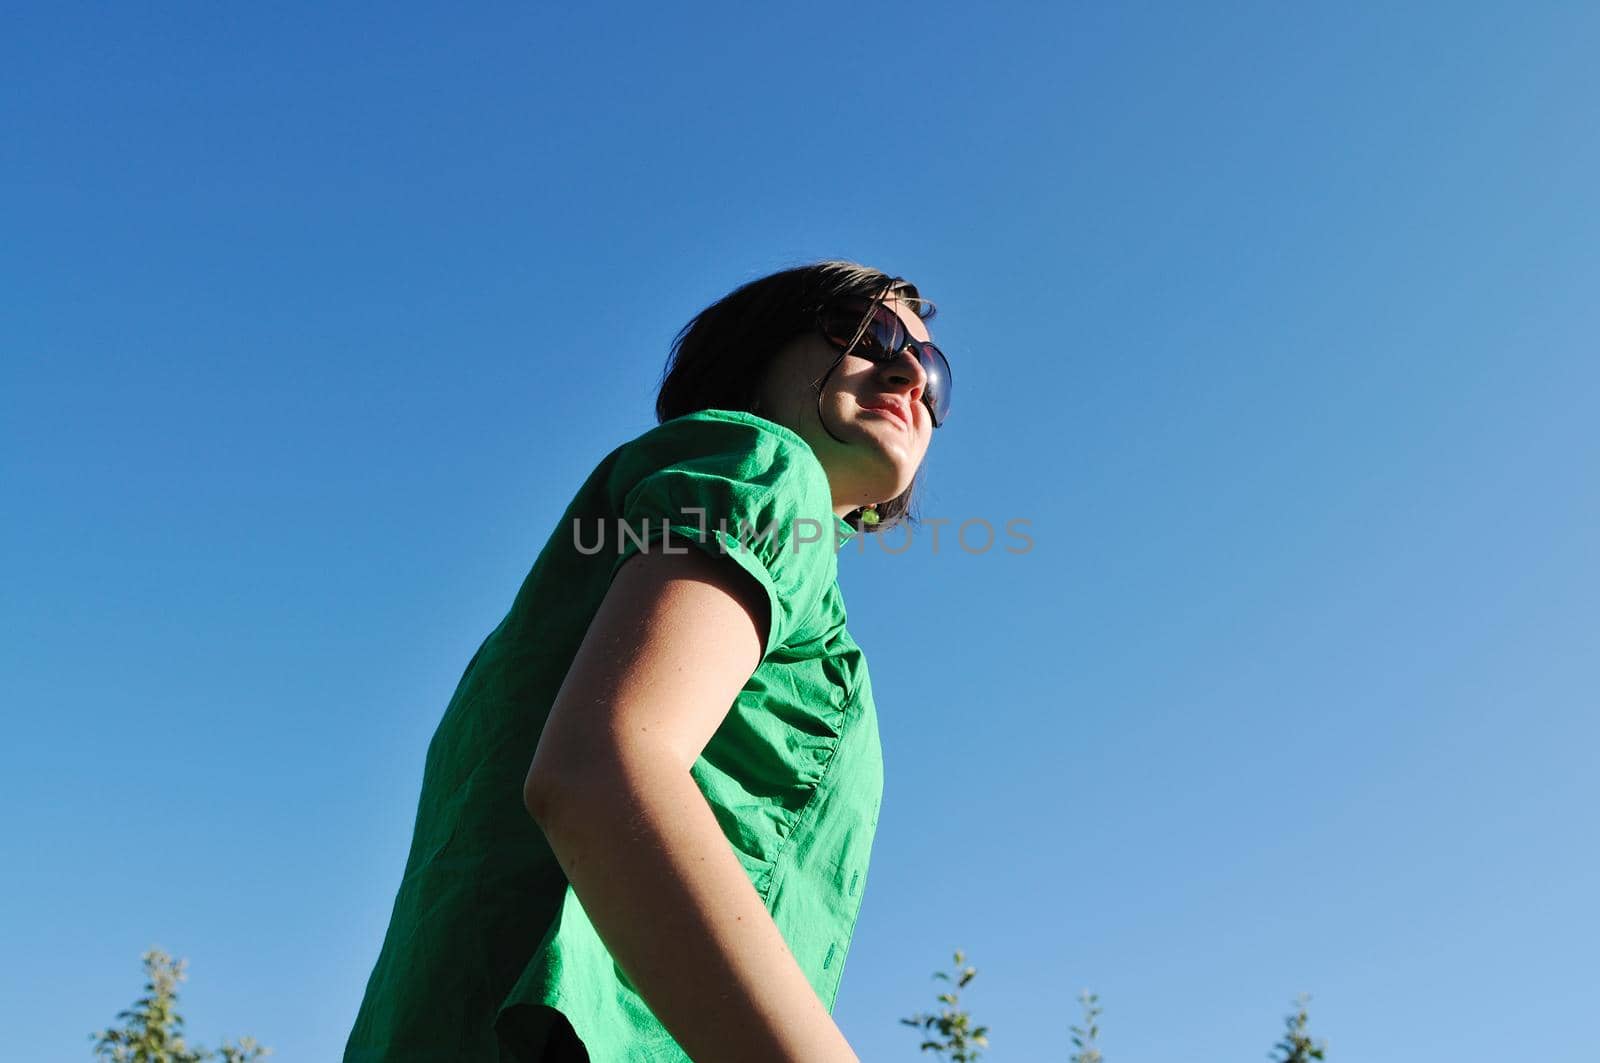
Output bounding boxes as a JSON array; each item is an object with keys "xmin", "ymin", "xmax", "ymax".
[{"xmin": 607, "ymin": 410, "xmax": 840, "ymax": 657}]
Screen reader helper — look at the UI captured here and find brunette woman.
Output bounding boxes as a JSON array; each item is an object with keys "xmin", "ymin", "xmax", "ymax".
[{"xmin": 345, "ymin": 259, "xmax": 952, "ymax": 1061}]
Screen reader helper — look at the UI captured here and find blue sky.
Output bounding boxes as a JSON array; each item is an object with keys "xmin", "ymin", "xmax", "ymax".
[{"xmin": 5, "ymin": 3, "xmax": 1598, "ymax": 1060}]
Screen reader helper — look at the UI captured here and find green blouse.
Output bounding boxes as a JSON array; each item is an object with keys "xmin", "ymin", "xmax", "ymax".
[{"xmin": 344, "ymin": 409, "xmax": 885, "ymax": 1061}]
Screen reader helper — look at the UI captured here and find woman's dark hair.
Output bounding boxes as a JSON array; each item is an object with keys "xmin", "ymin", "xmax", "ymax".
[{"xmin": 654, "ymin": 259, "xmax": 937, "ymax": 534}]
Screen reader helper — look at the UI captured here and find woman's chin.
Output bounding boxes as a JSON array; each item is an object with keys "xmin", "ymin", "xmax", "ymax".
[{"xmin": 865, "ymin": 433, "xmax": 919, "ymax": 474}]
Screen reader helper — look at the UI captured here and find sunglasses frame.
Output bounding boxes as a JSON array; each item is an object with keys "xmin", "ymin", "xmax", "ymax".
[{"xmin": 815, "ymin": 293, "xmax": 952, "ymax": 428}]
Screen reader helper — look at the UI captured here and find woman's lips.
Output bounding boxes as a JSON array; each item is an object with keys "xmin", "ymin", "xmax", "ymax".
[{"xmin": 860, "ymin": 400, "xmax": 910, "ymax": 430}]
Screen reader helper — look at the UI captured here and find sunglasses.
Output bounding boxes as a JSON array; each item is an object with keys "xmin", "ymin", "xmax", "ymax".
[{"xmin": 817, "ymin": 296, "xmax": 953, "ymax": 428}]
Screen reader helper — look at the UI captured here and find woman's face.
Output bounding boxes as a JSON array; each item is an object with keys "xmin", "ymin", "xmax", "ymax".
[{"xmin": 754, "ymin": 295, "xmax": 936, "ymax": 518}]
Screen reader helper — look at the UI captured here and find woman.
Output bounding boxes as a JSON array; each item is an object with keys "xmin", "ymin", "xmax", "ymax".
[{"xmin": 344, "ymin": 260, "xmax": 952, "ymax": 1061}]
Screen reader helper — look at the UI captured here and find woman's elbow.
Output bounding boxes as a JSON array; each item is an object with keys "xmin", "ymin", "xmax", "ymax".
[
  {"xmin": 522, "ymin": 750, "xmax": 619, "ymax": 830},
  {"xmin": 522, "ymin": 764, "xmax": 561, "ymax": 825},
  {"xmin": 522, "ymin": 741, "xmax": 666, "ymax": 835},
  {"xmin": 523, "ymin": 726, "xmax": 592, "ymax": 826}
]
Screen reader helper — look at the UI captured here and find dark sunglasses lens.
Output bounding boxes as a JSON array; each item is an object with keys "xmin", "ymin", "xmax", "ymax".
[
  {"xmin": 917, "ymin": 343, "xmax": 952, "ymax": 426},
  {"xmin": 862, "ymin": 305, "xmax": 905, "ymax": 356},
  {"xmin": 819, "ymin": 305, "xmax": 861, "ymax": 347}
]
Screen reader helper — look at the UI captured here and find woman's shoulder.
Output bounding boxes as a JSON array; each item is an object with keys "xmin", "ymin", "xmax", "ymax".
[
  {"xmin": 629, "ymin": 407, "xmax": 816, "ymax": 463},
  {"xmin": 612, "ymin": 408, "xmax": 833, "ymax": 508}
]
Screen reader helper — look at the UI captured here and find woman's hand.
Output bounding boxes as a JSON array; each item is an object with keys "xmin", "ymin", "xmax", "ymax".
[{"xmin": 523, "ymin": 542, "xmax": 860, "ymax": 1063}]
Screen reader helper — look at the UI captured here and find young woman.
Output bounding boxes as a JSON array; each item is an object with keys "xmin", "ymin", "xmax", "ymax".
[{"xmin": 344, "ymin": 260, "xmax": 952, "ymax": 1062}]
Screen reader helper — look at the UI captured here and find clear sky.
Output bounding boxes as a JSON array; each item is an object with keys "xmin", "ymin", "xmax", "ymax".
[{"xmin": 5, "ymin": 4, "xmax": 1598, "ymax": 1060}]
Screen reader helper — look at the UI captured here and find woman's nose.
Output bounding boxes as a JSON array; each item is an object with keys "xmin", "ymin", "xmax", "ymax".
[{"xmin": 881, "ymin": 345, "xmax": 928, "ymax": 405}]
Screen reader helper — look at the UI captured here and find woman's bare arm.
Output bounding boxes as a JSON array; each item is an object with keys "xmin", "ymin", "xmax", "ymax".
[{"xmin": 523, "ymin": 543, "xmax": 858, "ymax": 1063}]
